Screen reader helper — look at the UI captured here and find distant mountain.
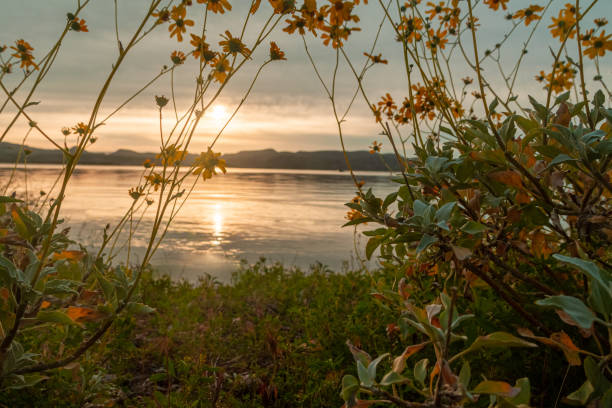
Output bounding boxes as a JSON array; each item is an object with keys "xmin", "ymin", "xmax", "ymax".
[{"xmin": 0, "ymin": 142, "xmax": 402, "ymax": 171}]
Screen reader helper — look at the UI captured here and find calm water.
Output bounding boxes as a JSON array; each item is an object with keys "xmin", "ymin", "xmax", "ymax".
[{"xmin": 2, "ymin": 164, "xmax": 395, "ymax": 281}]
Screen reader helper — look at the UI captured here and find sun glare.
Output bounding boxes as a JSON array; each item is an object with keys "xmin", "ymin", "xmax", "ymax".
[{"xmin": 209, "ymin": 105, "xmax": 228, "ymax": 122}]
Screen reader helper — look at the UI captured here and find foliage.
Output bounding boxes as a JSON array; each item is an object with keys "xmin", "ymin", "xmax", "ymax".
[
  {"xmin": 1, "ymin": 261, "xmax": 396, "ymax": 407},
  {"xmin": 277, "ymin": 0, "xmax": 612, "ymax": 406},
  {"xmin": 0, "ymin": 0, "xmax": 287, "ymax": 390}
]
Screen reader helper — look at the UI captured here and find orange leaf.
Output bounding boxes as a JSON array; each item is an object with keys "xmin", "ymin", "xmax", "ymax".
[
  {"xmin": 489, "ymin": 170, "xmax": 523, "ymax": 189},
  {"xmin": 41, "ymin": 300, "xmax": 51, "ymax": 309},
  {"xmin": 53, "ymin": 251, "xmax": 85, "ymax": 261},
  {"xmin": 66, "ymin": 306, "xmax": 105, "ymax": 323}
]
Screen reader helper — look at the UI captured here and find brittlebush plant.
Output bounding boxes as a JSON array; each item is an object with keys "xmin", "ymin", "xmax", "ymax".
[
  {"xmin": 0, "ymin": 0, "xmax": 287, "ymax": 390},
  {"xmin": 271, "ymin": 0, "xmax": 611, "ymax": 406}
]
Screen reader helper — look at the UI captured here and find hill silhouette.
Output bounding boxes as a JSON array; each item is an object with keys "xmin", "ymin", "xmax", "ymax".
[{"xmin": 0, "ymin": 143, "xmax": 401, "ymax": 171}]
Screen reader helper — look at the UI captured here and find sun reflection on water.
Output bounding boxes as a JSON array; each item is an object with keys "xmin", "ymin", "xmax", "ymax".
[{"xmin": 212, "ymin": 203, "xmax": 223, "ymax": 246}]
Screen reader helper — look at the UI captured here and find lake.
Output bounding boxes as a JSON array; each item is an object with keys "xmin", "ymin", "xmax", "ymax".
[{"xmin": 1, "ymin": 164, "xmax": 395, "ymax": 282}]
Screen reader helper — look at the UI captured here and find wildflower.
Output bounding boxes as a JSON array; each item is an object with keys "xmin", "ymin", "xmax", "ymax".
[
  {"xmin": 345, "ymin": 208, "xmax": 365, "ymax": 221},
  {"xmin": 398, "ymin": 16, "xmax": 423, "ymax": 42},
  {"xmin": 426, "ymin": 28, "xmax": 448, "ymax": 51},
  {"xmin": 171, "ymin": 50, "xmax": 186, "ymax": 64},
  {"xmin": 269, "ymin": 42, "xmax": 286, "ymax": 60},
  {"xmin": 513, "ymin": 5, "xmax": 544, "ymax": 26},
  {"xmin": 157, "ymin": 144, "xmax": 187, "ymax": 166},
  {"xmin": 152, "ymin": 8, "xmax": 171, "ymax": 23},
  {"xmin": 200, "ymin": 0, "xmax": 233, "ymax": 14},
  {"xmin": 219, "ymin": 31, "xmax": 251, "ymax": 57},
  {"xmin": 156, "ymin": 95, "xmax": 169, "ymax": 108},
  {"xmin": 364, "ymin": 52, "xmax": 388, "ymax": 64},
  {"xmin": 269, "ymin": 0, "xmax": 296, "ymax": 14},
  {"xmin": 211, "ymin": 56, "xmax": 231, "ymax": 83},
  {"xmin": 483, "ymin": 0, "xmax": 508, "ymax": 11},
  {"xmin": 251, "ymin": 0, "xmax": 262, "ymax": 14},
  {"xmin": 328, "ymin": 0, "xmax": 357, "ymax": 26},
  {"xmin": 69, "ymin": 17, "xmax": 89, "ymax": 32},
  {"xmin": 190, "ymin": 34, "xmax": 217, "ymax": 62},
  {"xmin": 143, "ymin": 159, "xmax": 154, "ymax": 168},
  {"xmin": 369, "ymin": 141, "xmax": 382, "ymax": 154},
  {"xmin": 284, "ymin": 16, "xmax": 308, "ymax": 35},
  {"xmin": 61, "ymin": 127, "xmax": 71, "ymax": 136},
  {"xmin": 584, "ymin": 31, "xmax": 612, "ymax": 59},
  {"xmin": 320, "ymin": 24, "xmax": 358, "ymax": 48},
  {"xmin": 193, "ymin": 148, "xmax": 227, "ymax": 180},
  {"xmin": 72, "ymin": 122, "xmax": 89, "ymax": 135},
  {"xmin": 594, "ymin": 18, "xmax": 608, "ymax": 28},
  {"xmin": 549, "ymin": 8, "xmax": 577, "ymax": 40},
  {"xmin": 146, "ymin": 172, "xmax": 166, "ymax": 191},
  {"xmin": 168, "ymin": 5, "xmax": 194, "ymax": 42},
  {"xmin": 425, "ymin": 1, "xmax": 448, "ymax": 20},
  {"xmin": 462, "ymin": 77, "xmax": 473, "ymax": 85},
  {"xmin": 351, "ymin": 195, "xmax": 360, "ymax": 204},
  {"xmin": 10, "ymin": 39, "xmax": 38, "ymax": 70},
  {"xmin": 129, "ymin": 187, "xmax": 144, "ymax": 200},
  {"xmin": 378, "ymin": 93, "xmax": 397, "ymax": 118}
]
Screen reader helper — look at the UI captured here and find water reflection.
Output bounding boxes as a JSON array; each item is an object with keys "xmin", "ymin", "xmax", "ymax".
[{"xmin": 1, "ymin": 164, "xmax": 395, "ymax": 281}]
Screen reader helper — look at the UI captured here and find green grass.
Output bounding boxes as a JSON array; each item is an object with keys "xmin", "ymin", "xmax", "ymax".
[{"xmin": 2, "ymin": 261, "xmax": 397, "ymax": 407}]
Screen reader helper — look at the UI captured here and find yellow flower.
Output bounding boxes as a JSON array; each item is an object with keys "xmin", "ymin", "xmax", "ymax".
[
  {"xmin": 168, "ymin": 5, "xmax": 194, "ymax": 42},
  {"xmin": 483, "ymin": 0, "xmax": 508, "ymax": 11},
  {"xmin": 219, "ymin": 31, "xmax": 251, "ymax": 58},
  {"xmin": 211, "ymin": 56, "xmax": 231, "ymax": 83},
  {"xmin": 72, "ymin": 122, "xmax": 89, "ymax": 135},
  {"xmin": 193, "ymin": 148, "xmax": 227, "ymax": 180},
  {"xmin": 549, "ymin": 8, "xmax": 577, "ymax": 40},
  {"xmin": 363, "ymin": 52, "xmax": 387, "ymax": 64},
  {"xmin": 269, "ymin": 42, "xmax": 286, "ymax": 60},
  {"xmin": 171, "ymin": 50, "xmax": 186, "ymax": 65},
  {"xmin": 584, "ymin": 30, "xmax": 612, "ymax": 59},
  {"xmin": 369, "ymin": 141, "xmax": 382, "ymax": 154},
  {"xmin": 190, "ymin": 34, "xmax": 217, "ymax": 62},
  {"xmin": 10, "ymin": 39, "xmax": 38, "ymax": 70},
  {"xmin": 513, "ymin": 5, "xmax": 544, "ymax": 26},
  {"xmin": 198, "ymin": 0, "xmax": 232, "ymax": 14},
  {"xmin": 146, "ymin": 172, "xmax": 166, "ymax": 191},
  {"xmin": 156, "ymin": 145, "xmax": 187, "ymax": 166}
]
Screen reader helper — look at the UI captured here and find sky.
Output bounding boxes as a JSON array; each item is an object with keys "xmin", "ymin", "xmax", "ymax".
[{"xmin": 0, "ymin": 0, "xmax": 610, "ymax": 154}]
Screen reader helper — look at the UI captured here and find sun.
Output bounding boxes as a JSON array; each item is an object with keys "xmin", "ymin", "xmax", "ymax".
[{"xmin": 209, "ymin": 105, "xmax": 228, "ymax": 122}]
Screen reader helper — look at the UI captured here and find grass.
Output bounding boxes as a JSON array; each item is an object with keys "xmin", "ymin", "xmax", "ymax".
[{"xmin": 1, "ymin": 260, "xmax": 397, "ymax": 407}]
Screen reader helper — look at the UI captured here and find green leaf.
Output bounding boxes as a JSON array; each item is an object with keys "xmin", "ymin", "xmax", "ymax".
[
  {"xmin": 460, "ymin": 221, "xmax": 487, "ymax": 235},
  {"xmin": 458, "ymin": 360, "xmax": 471, "ymax": 389},
  {"xmin": 564, "ymin": 380, "xmax": 594, "ymax": 405},
  {"xmin": 416, "ymin": 234, "xmax": 437, "ymax": 253},
  {"xmin": 380, "ymin": 371, "xmax": 406, "ymax": 386},
  {"xmin": 414, "ymin": 358, "xmax": 428, "ymax": 386},
  {"xmin": 505, "ymin": 378, "xmax": 531, "ymax": 405},
  {"xmin": 413, "ymin": 200, "xmax": 429, "ymax": 217},
  {"xmin": 553, "ymin": 255, "xmax": 610, "ymax": 292},
  {"xmin": 464, "ymin": 332, "xmax": 537, "ymax": 355},
  {"xmin": 126, "ymin": 302, "xmax": 155, "ymax": 314},
  {"xmin": 0, "ymin": 255, "xmax": 25, "ymax": 285},
  {"xmin": 357, "ymin": 360, "xmax": 373, "ymax": 387},
  {"xmin": 367, "ymin": 353, "xmax": 389, "ymax": 385},
  {"xmin": 0, "ymin": 196, "xmax": 23, "ymax": 203},
  {"xmin": 96, "ymin": 271, "xmax": 116, "ymax": 302},
  {"xmin": 340, "ymin": 375, "xmax": 360, "ymax": 401},
  {"xmin": 536, "ymin": 296, "xmax": 596, "ymax": 329},
  {"xmin": 36, "ymin": 310, "xmax": 78, "ymax": 326},
  {"xmin": 435, "ymin": 202, "xmax": 456, "ymax": 222},
  {"xmin": 365, "ymin": 237, "xmax": 382, "ymax": 260},
  {"xmin": 473, "ymin": 380, "xmax": 520, "ymax": 398},
  {"xmin": 548, "ymin": 154, "xmax": 577, "ymax": 168}
]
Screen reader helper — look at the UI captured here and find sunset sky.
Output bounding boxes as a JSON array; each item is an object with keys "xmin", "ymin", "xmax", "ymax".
[{"xmin": 1, "ymin": 0, "xmax": 610, "ymax": 155}]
